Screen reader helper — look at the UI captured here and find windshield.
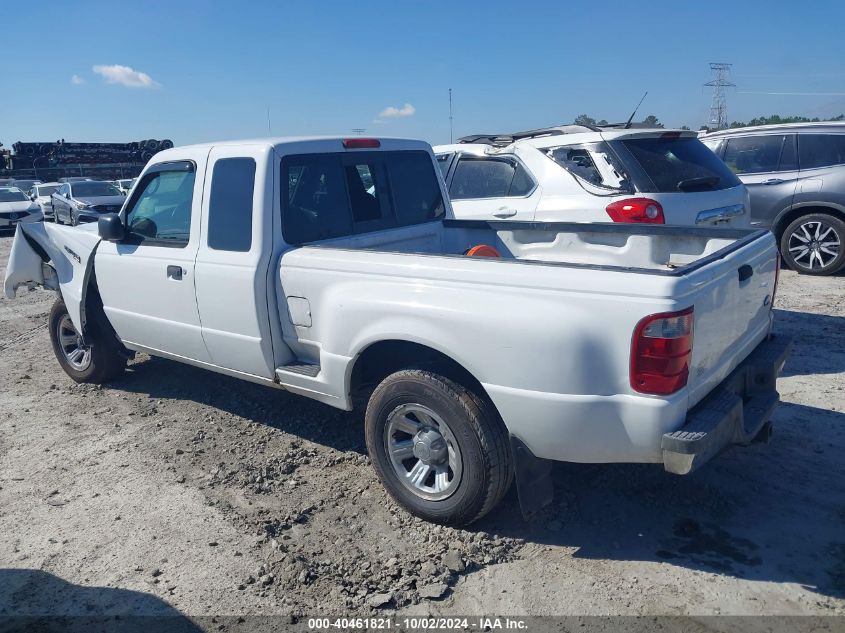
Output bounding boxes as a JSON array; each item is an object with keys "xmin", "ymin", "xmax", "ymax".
[
  {"xmin": 0, "ymin": 189, "xmax": 29, "ymax": 203},
  {"xmin": 35, "ymin": 185, "xmax": 59, "ymax": 197},
  {"xmin": 614, "ymin": 136, "xmax": 741, "ymax": 193},
  {"xmin": 12, "ymin": 180, "xmax": 39, "ymax": 189},
  {"xmin": 72, "ymin": 182, "xmax": 121, "ymax": 197}
]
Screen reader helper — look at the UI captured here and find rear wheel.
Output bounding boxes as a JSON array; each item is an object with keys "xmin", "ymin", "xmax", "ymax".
[
  {"xmin": 780, "ymin": 213, "xmax": 845, "ymax": 275},
  {"xmin": 49, "ymin": 297, "xmax": 126, "ymax": 383},
  {"xmin": 365, "ymin": 369, "xmax": 513, "ymax": 526}
]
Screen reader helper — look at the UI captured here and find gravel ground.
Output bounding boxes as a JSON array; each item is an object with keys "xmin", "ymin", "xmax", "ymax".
[{"xmin": 0, "ymin": 231, "xmax": 843, "ymax": 624}]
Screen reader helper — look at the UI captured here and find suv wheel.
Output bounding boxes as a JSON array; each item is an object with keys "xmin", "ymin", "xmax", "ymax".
[
  {"xmin": 365, "ymin": 369, "xmax": 513, "ymax": 526},
  {"xmin": 781, "ymin": 213, "xmax": 845, "ymax": 275}
]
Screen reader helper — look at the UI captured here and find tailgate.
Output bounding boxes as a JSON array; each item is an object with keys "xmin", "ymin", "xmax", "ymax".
[
  {"xmin": 649, "ymin": 185, "xmax": 749, "ymax": 227},
  {"xmin": 683, "ymin": 231, "xmax": 778, "ymax": 408}
]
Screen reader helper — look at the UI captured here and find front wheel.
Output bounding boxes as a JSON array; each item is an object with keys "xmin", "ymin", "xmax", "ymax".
[
  {"xmin": 48, "ymin": 297, "xmax": 126, "ymax": 383},
  {"xmin": 365, "ymin": 369, "xmax": 513, "ymax": 526},
  {"xmin": 780, "ymin": 213, "xmax": 845, "ymax": 275}
]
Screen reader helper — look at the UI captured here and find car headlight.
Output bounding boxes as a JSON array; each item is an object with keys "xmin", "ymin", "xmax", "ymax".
[{"xmin": 76, "ymin": 202, "xmax": 92, "ymax": 209}]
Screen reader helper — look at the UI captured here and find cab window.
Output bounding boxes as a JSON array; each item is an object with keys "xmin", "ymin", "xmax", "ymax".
[{"xmin": 125, "ymin": 166, "xmax": 195, "ymax": 246}]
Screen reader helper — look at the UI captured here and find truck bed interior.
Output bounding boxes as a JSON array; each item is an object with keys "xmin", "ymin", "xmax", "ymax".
[{"xmin": 311, "ymin": 220, "xmax": 767, "ymax": 274}]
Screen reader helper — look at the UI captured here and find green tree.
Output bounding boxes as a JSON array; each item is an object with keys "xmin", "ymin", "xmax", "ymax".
[{"xmin": 574, "ymin": 114, "xmax": 597, "ymax": 127}]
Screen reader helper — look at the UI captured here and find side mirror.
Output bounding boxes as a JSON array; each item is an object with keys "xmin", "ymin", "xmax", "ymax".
[
  {"xmin": 98, "ymin": 213, "xmax": 125, "ymax": 242},
  {"xmin": 64, "ymin": 192, "xmax": 70, "ymax": 199}
]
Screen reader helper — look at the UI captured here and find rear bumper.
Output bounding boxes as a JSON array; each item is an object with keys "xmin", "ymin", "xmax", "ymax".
[{"xmin": 661, "ymin": 334, "xmax": 792, "ymax": 475}]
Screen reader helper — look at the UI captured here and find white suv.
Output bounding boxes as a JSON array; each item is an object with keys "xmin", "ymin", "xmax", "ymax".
[{"xmin": 435, "ymin": 126, "xmax": 750, "ymax": 227}]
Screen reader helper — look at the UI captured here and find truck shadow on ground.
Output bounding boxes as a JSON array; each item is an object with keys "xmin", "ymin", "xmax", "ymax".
[
  {"xmin": 0, "ymin": 568, "xmax": 202, "ymax": 632},
  {"xmin": 114, "ymin": 355, "xmax": 845, "ymax": 601},
  {"xmin": 774, "ymin": 309, "xmax": 845, "ymax": 377},
  {"xmin": 476, "ymin": 400, "xmax": 845, "ymax": 600}
]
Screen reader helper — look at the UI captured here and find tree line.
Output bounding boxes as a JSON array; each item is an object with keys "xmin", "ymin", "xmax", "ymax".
[{"xmin": 573, "ymin": 113, "xmax": 845, "ymax": 132}]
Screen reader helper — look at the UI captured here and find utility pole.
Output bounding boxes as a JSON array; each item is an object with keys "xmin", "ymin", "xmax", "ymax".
[
  {"xmin": 449, "ymin": 88, "xmax": 453, "ymax": 143},
  {"xmin": 704, "ymin": 63, "xmax": 735, "ymax": 130},
  {"xmin": 267, "ymin": 107, "xmax": 272, "ymax": 136}
]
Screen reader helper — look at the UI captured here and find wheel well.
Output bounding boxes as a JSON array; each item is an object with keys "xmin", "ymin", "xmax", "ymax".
[
  {"xmin": 349, "ymin": 340, "xmax": 488, "ymax": 410},
  {"xmin": 774, "ymin": 206, "xmax": 845, "ymax": 242}
]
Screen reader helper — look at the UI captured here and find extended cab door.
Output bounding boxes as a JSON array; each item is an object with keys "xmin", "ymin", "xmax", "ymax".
[
  {"xmin": 193, "ymin": 144, "xmax": 277, "ymax": 378},
  {"xmin": 721, "ymin": 133, "xmax": 799, "ymax": 230},
  {"xmin": 446, "ymin": 154, "xmax": 539, "ymax": 220},
  {"xmin": 94, "ymin": 152, "xmax": 211, "ymax": 362}
]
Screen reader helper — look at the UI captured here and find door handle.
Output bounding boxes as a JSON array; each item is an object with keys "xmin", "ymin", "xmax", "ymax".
[
  {"xmin": 493, "ymin": 208, "xmax": 517, "ymax": 218},
  {"xmin": 762, "ymin": 178, "xmax": 784, "ymax": 185},
  {"xmin": 166, "ymin": 265, "xmax": 183, "ymax": 281}
]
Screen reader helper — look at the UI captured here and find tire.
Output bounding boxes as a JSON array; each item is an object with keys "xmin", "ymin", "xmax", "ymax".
[
  {"xmin": 365, "ymin": 369, "xmax": 513, "ymax": 526},
  {"xmin": 48, "ymin": 297, "xmax": 126, "ymax": 384},
  {"xmin": 780, "ymin": 213, "xmax": 845, "ymax": 276}
]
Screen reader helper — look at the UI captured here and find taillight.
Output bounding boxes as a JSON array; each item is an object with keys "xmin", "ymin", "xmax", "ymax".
[
  {"xmin": 631, "ymin": 306, "xmax": 694, "ymax": 395},
  {"xmin": 342, "ymin": 138, "xmax": 380, "ymax": 149},
  {"xmin": 606, "ymin": 198, "xmax": 665, "ymax": 224}
]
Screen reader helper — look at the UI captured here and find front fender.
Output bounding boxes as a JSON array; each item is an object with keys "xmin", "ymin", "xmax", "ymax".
[{"xmin": 4, "ymin": 223, "xmax": 101, "ymax": 334}]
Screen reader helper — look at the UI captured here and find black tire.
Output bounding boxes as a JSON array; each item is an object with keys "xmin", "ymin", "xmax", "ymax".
[
  {"xmin": 780, "ymin": 213, "xmax": 845, "ymax": 276},
  {"xmin": 48, "ymin": 297, "xmax": 126, "ymax": 384},
  {"xmin": 365, "ymin": 369, "xmax": 513, "ymax": 526}
]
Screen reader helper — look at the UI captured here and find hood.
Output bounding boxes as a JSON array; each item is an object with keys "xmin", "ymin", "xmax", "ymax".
[
  {"xmin": 0, "ymin": 201, "xmax": 37, "ymax": 213},
  {"xmin": 75, "ymin": 195, "xmax": 126, "ymax": 207},
  {"xmin": 4, "ymin": 222, "xmax": 102, "ymax": 334}
]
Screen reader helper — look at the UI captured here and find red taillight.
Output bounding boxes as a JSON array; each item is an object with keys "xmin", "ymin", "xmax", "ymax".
[
  {"xmin": 606, "ymin": 198, "xmax": 665, "ymax": 224},
  {"xmin": 771, "ymin": 251, "xmax": 781, "ymax": 308},
  {"xmin": 342, "ymin": 138, "xmax": 380, "ymax": 149},
  {"xmin": 631, "ymin": 307, "xmax": 694, "ymax": 395}
]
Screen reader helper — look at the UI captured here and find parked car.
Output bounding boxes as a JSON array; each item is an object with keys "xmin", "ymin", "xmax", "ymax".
[
  {"xmin": 10, "ymin": 178, "xmax": 42, "ymax": 192},
  {"xmin": 701, "ymin": 123, "xmax": 845, "ymax": 275},
  {"xmin": 113, "ymin": 178, "xmax": 136, "ymax": 195},
  {"xmin": 434, "ymin": 126, "xmax": 750, "ymax": 227},
  {"xmin": 4, "ymin": 136, "xmax": 789, "ymax": 526},
  {"xmin": 58, "ymin": 176, "xmax": 94, "ymax": 183},
  {"xmin": 51, "ymin": 181, "xmax": 125, "ymax": 226},
  {"xmin": 29, "ymin": 182, "xmax": 60, "ymax": 220},
  {"xmin": 0, "ymin": 187, "xmax": 43, "ymax": 231}
]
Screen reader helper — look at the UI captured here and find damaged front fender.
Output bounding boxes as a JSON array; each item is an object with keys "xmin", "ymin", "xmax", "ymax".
[{"xmin": 4, "ymin": 222, "xmax": 102, "ymax": 334}]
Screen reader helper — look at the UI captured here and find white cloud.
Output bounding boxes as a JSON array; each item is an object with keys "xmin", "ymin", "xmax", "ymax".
[
  {"xmin": 92, "ymin": 64, "xmax": 160, "ymax": 89},
  {"xmin": 71, "ymin": 74, "xmax": 85, "ymax": 85},
  {"xmin": 377, "ymin": 103, "xmax": 416, "ymax": 119}
]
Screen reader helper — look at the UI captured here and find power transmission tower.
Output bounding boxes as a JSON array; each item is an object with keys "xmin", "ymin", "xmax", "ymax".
[{"xmin": 704, "ymin": 63, "xmax": 735, "ymax": 130}]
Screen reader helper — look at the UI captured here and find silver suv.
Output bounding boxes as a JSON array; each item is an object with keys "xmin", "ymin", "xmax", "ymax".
[{"xmin": 702, "ymin": 123, "xmax": 845, "ymax": 275}]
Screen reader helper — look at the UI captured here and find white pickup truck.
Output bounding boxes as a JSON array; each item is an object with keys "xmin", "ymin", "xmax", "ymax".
[{"xmin": 4, "ymin": 136, "xmax": 790, "ymax": 526}]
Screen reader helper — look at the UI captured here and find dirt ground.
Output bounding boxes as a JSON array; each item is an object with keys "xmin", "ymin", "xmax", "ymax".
[{"xmin": 0, "ymin": 231, "xmax": 843, "ymax": 626}]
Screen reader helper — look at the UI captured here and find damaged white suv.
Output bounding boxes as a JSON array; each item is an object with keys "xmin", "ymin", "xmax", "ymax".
[{"xmin": 435, "ymin": 126, "xmax": 750, "ymax": 227}]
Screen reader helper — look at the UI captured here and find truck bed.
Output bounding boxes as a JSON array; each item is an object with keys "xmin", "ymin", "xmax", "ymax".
[{"xmin": 313, "ymin": 219, "xmax": 767, "ymax": 275}]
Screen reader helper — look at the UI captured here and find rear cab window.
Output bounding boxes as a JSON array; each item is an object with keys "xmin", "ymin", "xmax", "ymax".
[
  {"xmin": 282, "ymin": 150, "xmax": 444, "ymax": 245},
  {"xmin": 208, "ymin": 158, "xmax": 256, "ymax": 252},
  {"xmin": 612, "ymin": 135, "xmax": 742, "ymax": 192}
]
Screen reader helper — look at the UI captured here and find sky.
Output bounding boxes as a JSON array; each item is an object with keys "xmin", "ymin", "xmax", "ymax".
[{"xmin": 3, "ymin": 0, "xmax": 845, "ymax": 148}]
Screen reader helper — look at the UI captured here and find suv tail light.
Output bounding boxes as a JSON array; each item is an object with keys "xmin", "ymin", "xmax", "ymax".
[
  {"xmin": 606, "ymin": 198, "xmax": 665, "ymax": 224},
  {"xmin": 631, "ymin": 306, "xmax": 694, "ymax": 395}
]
